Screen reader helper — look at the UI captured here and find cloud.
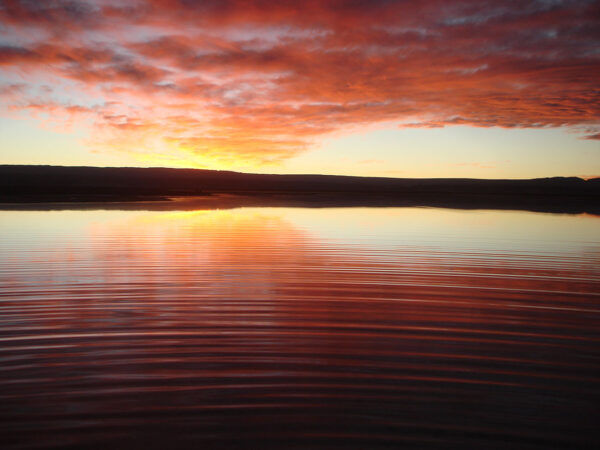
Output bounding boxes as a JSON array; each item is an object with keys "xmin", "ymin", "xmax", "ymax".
[{"xmin": 1, "ymin": 0, "xmax": 599, "ymax": 167}]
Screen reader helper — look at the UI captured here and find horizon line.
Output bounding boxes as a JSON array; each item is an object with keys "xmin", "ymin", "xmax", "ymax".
[{"xmin": 2, "ymin": 164, "xmax": 598, "ymax": 182}]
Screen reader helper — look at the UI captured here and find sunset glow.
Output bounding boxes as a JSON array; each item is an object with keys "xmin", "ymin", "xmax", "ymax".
[{"xmin": 1, "ymin": 0, "xmax": 599, "ymax": 177}]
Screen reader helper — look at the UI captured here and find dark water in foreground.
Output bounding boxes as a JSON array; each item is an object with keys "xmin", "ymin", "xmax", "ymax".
[{"xmin": 1, "ymin": 205, "xmax": 599, "ymax": 449}]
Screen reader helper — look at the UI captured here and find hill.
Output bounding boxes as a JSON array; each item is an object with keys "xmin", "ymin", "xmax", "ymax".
[{"xmin": 1, "ymin": 165, "xmax": 598, "ymax": 213}]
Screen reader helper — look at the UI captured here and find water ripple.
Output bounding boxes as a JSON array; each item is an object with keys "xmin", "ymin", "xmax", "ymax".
[{"xmin": 0, "ymin": 207, "xmax": 599, "ymax": 449}]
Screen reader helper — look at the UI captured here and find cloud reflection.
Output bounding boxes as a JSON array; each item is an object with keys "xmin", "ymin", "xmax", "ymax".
[{"xmin": 1, "ymin": 207, "xmax": 599, "ymax": 447}]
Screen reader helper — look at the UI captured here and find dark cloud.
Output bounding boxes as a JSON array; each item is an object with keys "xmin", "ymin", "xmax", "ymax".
[
  {"xmin": 0, "ymin": 0, "xmax": 100, "ymax": 31},
  {"xmin": 0, "ymin": 44, "xmax": 36, "ymax": 63}
]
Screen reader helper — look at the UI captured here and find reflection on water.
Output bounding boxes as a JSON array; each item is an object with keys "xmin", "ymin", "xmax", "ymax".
[{"xmin": 0, "ymin": 207, "xmax": 599, "ymax": 449}]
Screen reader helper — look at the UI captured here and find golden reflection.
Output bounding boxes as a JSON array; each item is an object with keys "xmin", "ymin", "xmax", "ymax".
[{"xmin": 1, "ymin": 207, "xmax": 599, "ymax": 449}]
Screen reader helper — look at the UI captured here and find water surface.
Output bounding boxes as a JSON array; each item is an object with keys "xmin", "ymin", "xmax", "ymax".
[{"xmin": 1, "ymin": 206, "xmax": 599, "ymax": 449}]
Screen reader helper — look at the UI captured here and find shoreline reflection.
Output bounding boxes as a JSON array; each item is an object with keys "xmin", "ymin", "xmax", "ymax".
[{"xmin": 1, "ymin": 207, "xmax": 599, "ymax": 449}]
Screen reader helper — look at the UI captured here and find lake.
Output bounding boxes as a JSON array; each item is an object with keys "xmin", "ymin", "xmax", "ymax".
[{"xmin": 1, "ymin": 201, "xmax": 599, "ymax": 449}]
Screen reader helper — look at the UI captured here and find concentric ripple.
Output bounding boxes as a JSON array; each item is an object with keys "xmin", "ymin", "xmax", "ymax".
[{"xmin": 0, "ymin": 207, "xmax": 599, "ymax": 449}]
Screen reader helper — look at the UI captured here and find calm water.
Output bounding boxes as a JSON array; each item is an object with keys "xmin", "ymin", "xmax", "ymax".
[{"xmin": 1, "ymin": 204, "xmax": 599, "ymax": 449}]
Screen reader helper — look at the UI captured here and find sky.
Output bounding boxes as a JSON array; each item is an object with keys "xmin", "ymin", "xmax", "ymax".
[{"xmin": 0, "ymin": 0, "xmax": 599, "ymax": 178}]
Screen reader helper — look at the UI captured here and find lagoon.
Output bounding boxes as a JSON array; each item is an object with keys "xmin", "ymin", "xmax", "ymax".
[{"xmin": 1, "ymin": 204, "xmax": 599, "ymax": 448}]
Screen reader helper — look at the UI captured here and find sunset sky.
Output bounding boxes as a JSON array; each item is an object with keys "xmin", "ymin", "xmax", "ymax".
[{"xmin": 1, "ymin": 0, "xmax": 599, "ymax": 178}]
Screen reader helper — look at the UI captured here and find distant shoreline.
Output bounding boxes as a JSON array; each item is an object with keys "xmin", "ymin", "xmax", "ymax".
[{"xmin": 1, "ymin": 165, "xmax": 598, "ymax": 214}]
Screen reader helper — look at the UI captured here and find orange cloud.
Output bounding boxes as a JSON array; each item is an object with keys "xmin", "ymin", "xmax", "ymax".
[{"xmin": 1, "ymin": 0, "xmax": 599, "ymax": 168}]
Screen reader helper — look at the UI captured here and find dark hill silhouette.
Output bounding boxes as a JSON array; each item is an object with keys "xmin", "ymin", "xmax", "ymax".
[{"xmin": 1, "ymin": 165, "xmax": 598, "ymax": 214}]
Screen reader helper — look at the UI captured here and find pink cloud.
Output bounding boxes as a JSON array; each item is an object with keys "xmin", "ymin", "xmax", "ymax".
[{"xmin": 0, "ymin": 0, "xmax": 598, "ymax": 167}]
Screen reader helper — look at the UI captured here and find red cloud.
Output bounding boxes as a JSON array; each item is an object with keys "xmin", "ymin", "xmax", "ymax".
[{"xmin": 1, "ymin": 0, "xmax": 598, "ymax": 167}]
